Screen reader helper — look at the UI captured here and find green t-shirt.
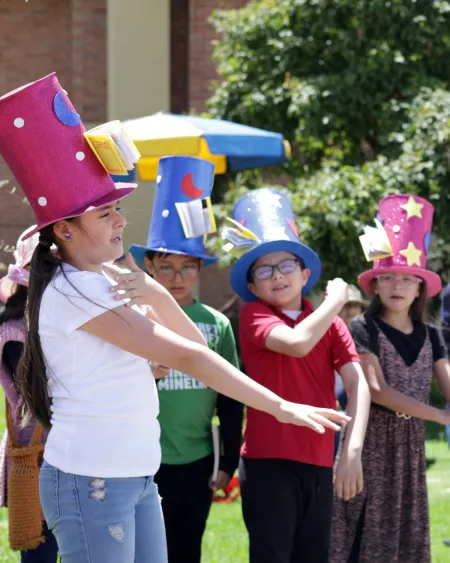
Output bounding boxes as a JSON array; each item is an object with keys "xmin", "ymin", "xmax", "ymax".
[{"xmin": 157, "ymin": 301, "xmax": 239, "ymax": 465}]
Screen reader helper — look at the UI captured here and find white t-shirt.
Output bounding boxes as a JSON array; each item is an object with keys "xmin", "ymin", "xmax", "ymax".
[
  {"xmin": 40, "ymin": 264, "xmax": 161, "ymax": 478},
  {"xmin": 282, "ymin": 309, "xmax": 302, "ymax": 321}
]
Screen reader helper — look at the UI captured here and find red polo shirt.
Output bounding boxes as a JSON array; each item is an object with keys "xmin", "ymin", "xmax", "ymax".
[{"xmin": 240, "ymin": 299, "xmax": 359, "ymax": 468}]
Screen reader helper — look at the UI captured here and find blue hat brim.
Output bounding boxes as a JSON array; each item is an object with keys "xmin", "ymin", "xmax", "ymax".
[
  {"xmin": 129, "ymin": 244, "xmax": 218, "ymax": 270},
  {"xmin": 230, "ymin": 240, "xmax": 322, "ymax": 302}
]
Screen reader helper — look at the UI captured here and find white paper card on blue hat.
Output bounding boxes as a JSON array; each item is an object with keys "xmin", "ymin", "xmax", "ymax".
[{"xmin": 175, "ymin": 197, "xmax": 216, "ymax": 239}]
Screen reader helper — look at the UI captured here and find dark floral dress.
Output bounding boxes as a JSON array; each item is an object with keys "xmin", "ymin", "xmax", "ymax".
[{"xmin": 331, "ymin": 315, "xmax": 446, "ymax": 563}]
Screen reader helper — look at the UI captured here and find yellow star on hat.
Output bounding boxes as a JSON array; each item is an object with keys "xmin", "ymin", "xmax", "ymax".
[
  {"xmin": 399, "ymin": 241, "xmax": 422, "ymax": 267},
  {"xmin": 400, "ymin": 196, "xmax": 423, "ymax": 219}
]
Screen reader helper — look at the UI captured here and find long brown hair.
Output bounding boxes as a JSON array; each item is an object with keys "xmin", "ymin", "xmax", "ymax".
[
  {"xmin": 16, "ymin": 224, "xmax": 64, "ymax": 429},
  {"xmin": 365, "ymin": 277, "xmax": 428, "ymax": 323},
  {"xmin": 0, "ymin": 284, "xmax": 28, "ymax": 325}
]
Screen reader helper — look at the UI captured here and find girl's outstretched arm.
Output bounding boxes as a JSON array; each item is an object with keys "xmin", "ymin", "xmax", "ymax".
[{"xmin": 80, "ymin": 305, "xmax": 350, "ymax": 434}]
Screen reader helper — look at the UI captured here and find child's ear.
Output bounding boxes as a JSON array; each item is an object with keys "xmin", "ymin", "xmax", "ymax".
[
  {"xmin": 248, "ymin": 282, "xmax": 258, "ymax": 297},
  {"xmin": 302, "ymin": 268, "xmax": 311, "ymax": 284},
  {"xmin": 144, "ymin": 256, "xmax": 154, "ymax": 276}
]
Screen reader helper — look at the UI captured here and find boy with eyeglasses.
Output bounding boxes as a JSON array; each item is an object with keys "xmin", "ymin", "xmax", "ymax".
[
  {"xmin": 223, "ymin": 188, "xmax": 370, "ymax": 563},
  {"xmin": 129, "ymin": 156, "xmax": 243, "ymax": 563}
]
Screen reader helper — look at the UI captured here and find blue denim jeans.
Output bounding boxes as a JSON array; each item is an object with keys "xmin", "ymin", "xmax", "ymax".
[{"xmin": 39, "ymin": 461, "xmax": 167, "ymax": 563}]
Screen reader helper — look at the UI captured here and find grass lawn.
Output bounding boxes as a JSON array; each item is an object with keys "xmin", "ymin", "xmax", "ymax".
[
  {"xmin": 202, "ymin": 439, "xmax": 450, "ymax": 563},
  {"xmin": 0, "ymin": 395, "xmax": 448, "ymax": 562}
]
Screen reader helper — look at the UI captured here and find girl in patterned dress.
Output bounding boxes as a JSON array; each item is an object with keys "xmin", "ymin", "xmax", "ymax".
[{"xmin": 331, "ymin": 194, "xmax": 450, "ymax": 563}]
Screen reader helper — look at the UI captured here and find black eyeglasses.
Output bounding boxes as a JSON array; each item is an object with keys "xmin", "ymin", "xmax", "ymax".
[
  {"xmin": 152, "ymin": 262, "xmax": 200, "ymax": 281},
  {"xmin": 252, "ymin": 258, "xmax": 301, "ymax": 281}
]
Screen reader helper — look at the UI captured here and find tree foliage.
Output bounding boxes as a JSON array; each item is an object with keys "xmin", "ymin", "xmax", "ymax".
[{"xmin": 208, "ymin": 0, "xmax": 450, "ymax": 294}]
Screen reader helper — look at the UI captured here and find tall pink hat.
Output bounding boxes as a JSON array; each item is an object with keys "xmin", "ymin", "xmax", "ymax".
[
  {"xmin": 0, "ymin": 73, "xmax": 136, "ymax": 240},
  {"xmin": 358, "ymin": 194, "xmax": 442, "ymax": 298}
]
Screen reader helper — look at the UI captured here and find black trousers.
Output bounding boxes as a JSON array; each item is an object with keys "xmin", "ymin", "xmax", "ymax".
[
  {"xmin": 239, "ymin": 457, "xmax": 333, "ymax": 563},
  {"xmin": 155, "ymin": 455, "xmax": 214, "ymax": 563},
  {"xmin": 20, "ymin": 521, "xmax": 58, "ymax": 563}
]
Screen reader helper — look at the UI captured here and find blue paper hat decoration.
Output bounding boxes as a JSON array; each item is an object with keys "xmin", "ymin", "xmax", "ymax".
[
  {"xmin": 129, "ymin": 156, "xmax": 219, "ymax": 266},
  {"xmin": 224, "ymin": 188, "xmax": 322, "ymax": 302}
]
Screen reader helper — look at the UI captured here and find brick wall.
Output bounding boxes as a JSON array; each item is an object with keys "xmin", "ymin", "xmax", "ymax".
[
  {"xmin": 189, "ymin": 0, "xmax": 248, "ymax": 113},
  {"xmin": 0, "ymin": 0, "xmax": 247, "ymax": 308},
  {"xmin": 70, "ymin": 0, "xmax": 107, "ymax": 122},
  {"xmin": 190, "ymin": 0, "xmax": 249, "ymax": 309},
  {"xmin": 171, "ymin": 0, "xmax": 189, "ymax": 113},
  {"xmin": 0, "ymin": 0, "xmax": 107, "ymax": 267},
  {"xmin": 199, "ymin": 262, "xmax": 235, "ymax": 312}
]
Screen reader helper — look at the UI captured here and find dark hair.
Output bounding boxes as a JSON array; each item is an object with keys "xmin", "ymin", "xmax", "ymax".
[
  {"xmin": 365, "ymin": 277, "xmax": 428, "ymax": 323},
  {"xmin": 145, "ymin": 250, "xmax": 167, "ymax": 261},
  {"xmin": 17, "ymin": 218, "xmax": 128, "ymax": 429},
  {"xmin": 16, "ymin": 224, "xmax": 66, "ymax": 429},
  {"xmin": 0, "ymin": 283, "xmax": 28, "ymax": 325},
  {"xmin": 145, "ymin": 250, "xmax": 201, "ymax": 263},
  {"xmin": 246, "ymin": 255, "xmax": 306, "ymax": 284}
]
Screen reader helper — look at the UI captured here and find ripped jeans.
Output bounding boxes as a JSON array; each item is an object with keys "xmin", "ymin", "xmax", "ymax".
[{"xmin": 39, "ymin": 461, "xmax": 167, "ymax": 563}]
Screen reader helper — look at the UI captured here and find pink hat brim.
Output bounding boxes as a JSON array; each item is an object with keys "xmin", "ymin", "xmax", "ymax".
[
  {"xmin": 358, "ymin": 266, "xmax": 442, "ymax": 298},
  {"xmin": 21, "ymin": 183, "xmax": 136, "ymax": 240}
]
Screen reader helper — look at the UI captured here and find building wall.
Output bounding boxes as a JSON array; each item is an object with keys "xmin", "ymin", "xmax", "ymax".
[
  {"xmin": 107, "ymin": 0, "xmax": 169, "ymax": 121},
  {"xmin": 191, "ymin": 0, "xmax": 249, "ymax": 309},
  {"xmin": 107, "ymin": 0, "xmax": 170, "ymax": 252},
  {"xmin": 189, "ymin": 0, "xmax": 248, "ymax": 112},
  {"xmin": 0, "ymin": 0, "xmax": 249, "ymax": 312},
  {"xmin": 171, "ymin": 0, "xmax": 189, "ymax": 114},
  {"xmin": 0, "ymin": 0, "xmax": 107, "ymax": 264}
]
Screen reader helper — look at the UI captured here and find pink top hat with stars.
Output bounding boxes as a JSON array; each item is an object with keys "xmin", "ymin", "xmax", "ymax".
[
  {"xmin": 0, "ymin": 73, "xmax": 136, "ymax": 240},
  {"xmin": 358, "ymin": 194, "xmax": 442, "ymax": 298}
]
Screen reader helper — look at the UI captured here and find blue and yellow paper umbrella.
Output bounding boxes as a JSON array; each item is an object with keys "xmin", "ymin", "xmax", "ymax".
[{"xmin": 122, "ymin": 112, "xmax": 291, "ymax": 181}]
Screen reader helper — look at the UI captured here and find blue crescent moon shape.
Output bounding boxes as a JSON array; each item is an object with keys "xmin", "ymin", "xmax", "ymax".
[
  {"xmin": 375, "ymin": 212, "xmax": 384, "ymax": 225},
  {"xmin": 424, "ymin": 232, "xmax": 432, "ymax": 253},
  {"xmin": 53, "ymin": 91, "xmax": 81, "ymax": 127}
]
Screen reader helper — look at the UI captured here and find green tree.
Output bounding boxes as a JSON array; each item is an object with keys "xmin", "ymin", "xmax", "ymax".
[{"xmin": 208, "ymin": 0, "xmax": 450, "ymax": 294}]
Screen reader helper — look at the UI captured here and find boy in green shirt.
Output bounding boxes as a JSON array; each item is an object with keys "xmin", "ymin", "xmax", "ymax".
[{"xmin": 129, "ymin": 156, "xmax": 243, "ymax": 563}]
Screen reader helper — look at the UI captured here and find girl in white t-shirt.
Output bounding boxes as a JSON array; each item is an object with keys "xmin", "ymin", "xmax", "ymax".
[
  {"xmin": 14, "ymin": 203, "xmax": 350, "ymax": 563},
  {"xmin": 0, "ymin": 74, "xmax": 349, "ymax": 563}
]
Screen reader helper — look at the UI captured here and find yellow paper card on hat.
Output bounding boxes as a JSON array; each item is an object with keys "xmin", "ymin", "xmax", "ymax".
[
  {"xmin": 359, "ymin": 219, "xmax": 393, "ymax": 262},
  {"xmin": 84, "ymin": 120, "xmax": 141, "ymax": 176},
  {"xmin": 221, "ymin": 217, "xmax": 260, "ymax": 258},
  {"xmin": 84, "ymin": 133, "xmax": 129, "ymax": 176},
  {"xmin": 225, "ymin": 217, "xmax": 260, "ymax": 243}
]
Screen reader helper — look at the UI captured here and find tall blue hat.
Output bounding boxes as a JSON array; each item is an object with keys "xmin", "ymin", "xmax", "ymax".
[
  {"xmin": 224, "ymin": 188, "xmax": 322, "ymax": 302},
  {"xmin": 129, "ymin": 156, "xmax": 219, "ymax": 266}
]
